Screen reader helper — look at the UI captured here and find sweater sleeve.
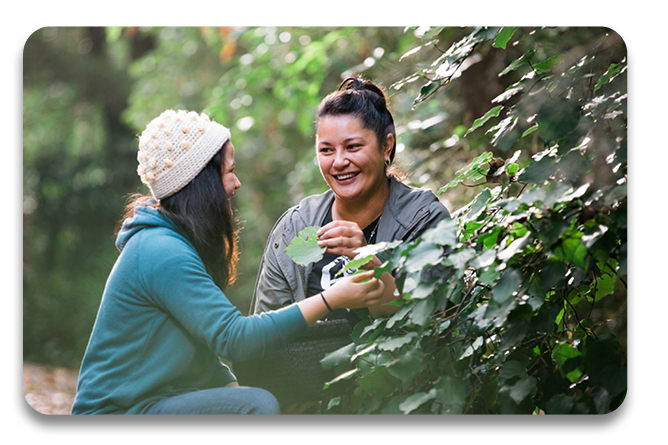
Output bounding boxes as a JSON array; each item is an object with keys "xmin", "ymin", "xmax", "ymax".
[{"xmin": 137, "ymin": 229, "xmax": 307, "ymax": 363}]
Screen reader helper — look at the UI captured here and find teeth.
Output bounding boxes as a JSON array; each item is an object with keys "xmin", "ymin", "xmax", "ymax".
[{"xmin": 336, "ymin": 173, "xmax": 356, "ymax": 180}]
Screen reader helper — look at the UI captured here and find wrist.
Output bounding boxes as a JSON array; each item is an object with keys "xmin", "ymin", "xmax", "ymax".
[
  {"xmin": 320, "ymin": 291, "xmax": 334, "ymax": 312},
  {"xmin": 321, "ymin": 289, "xmax": 338, "ymax": 311}
]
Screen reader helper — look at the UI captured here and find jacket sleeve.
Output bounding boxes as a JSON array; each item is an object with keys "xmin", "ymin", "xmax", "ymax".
[
  {"xmin": 138, "ymin": 231, "xmax": 307, "ymax": 363},
  {"xmin": 251, "ymin": 215, "xmax": 300, "ymax": 314}
]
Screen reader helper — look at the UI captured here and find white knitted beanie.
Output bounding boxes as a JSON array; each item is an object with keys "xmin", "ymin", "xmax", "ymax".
[{"xmin": 136, "ymin": 109, "xmax": 231, "ymax": 199}]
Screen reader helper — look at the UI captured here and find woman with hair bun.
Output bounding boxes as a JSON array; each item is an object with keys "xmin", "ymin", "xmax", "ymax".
[
  {"xmin": 252, "ymin": 76, "xmax": 451, "ymax": 321},
  {"xmin": 70, "ymin": 109, "xmax": 384, "ymax": 415}
]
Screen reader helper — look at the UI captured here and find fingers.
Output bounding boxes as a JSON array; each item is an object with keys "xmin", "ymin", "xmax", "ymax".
[
  {"xmin": 317, "ymin": 220, "xmax": 360, "ymax": 235},
  {"xmin": 317, "ymin": 222, "xmax": 366, "ymax": 258},
  {"xmin": 352, "ymin": 271, "xmax": 385, "ymax": 299},
  {"xmin": 317, "ymin": 221, "xmax": 364, "ymax": 242}
]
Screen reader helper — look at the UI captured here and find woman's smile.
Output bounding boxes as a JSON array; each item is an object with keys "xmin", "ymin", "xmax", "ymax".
[{"xmin": 334, "ymin": 172, "xmax": 359, "ymax": 182}]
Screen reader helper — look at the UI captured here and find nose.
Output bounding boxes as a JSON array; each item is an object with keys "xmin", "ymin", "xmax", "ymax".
[{"xmin": 332, "ymin": 149, "xmax": 349, "ymax": 169}]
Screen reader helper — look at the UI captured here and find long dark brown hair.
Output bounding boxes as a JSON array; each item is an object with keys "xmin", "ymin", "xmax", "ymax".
[{"xmin": 119, "ymin": 141, "xmax": 239, "ymax": 290}]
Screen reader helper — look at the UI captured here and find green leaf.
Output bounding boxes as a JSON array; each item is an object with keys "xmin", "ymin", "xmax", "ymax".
[
  {"xmin": 409, "ymin": 278, "xmax": 440, "ymax": 301},
  {"xmin": 378, "ymin": 332, "xmax": 418, "ymax": 352},
  {"xmin": 488, "ymin": 115, "xmax": 527, "ymax": 152},
  {"xmin": 465, "ymin": 105, "xmax": 503, "ymax": 136},
  {"xmin": 421, "ymin": 218, "xmax": 458, "ymax": 247},
  {"xmin": 421, "ymin": 27, "xmax": 445, "ymax": 44},
  {"xmin": 405, "ymin": 241, "xmax": 444, "ymax": 273},
  {"xmin": 521, "ymin": 125, "xmax": 539, "ymax": 138},
  {"xmin": 357, "ymin": 364, "xmax": 398, "ymax": 398},
  {"xmin": 386, "ymin": 303, "xmax": 412, "ymax": 330},
  {"xmin": 399, "ymin": 389, "xmax": 437, "ymax": 414},
  {"xmin": 553, "ymin": 231, "xmax": 587, "ymax": 268},
  {"xmin": 505, "ymin": 162, "xmax": 519, "ymax": 176},
  {"xmin": 284, "ymin": 226, "xmax": 326, "ymax": 266},
  {"xmin": 500, "ymin": 320, "xmax": 530, "ymax": 350},
  {"xmin": 594, "ymin": 273, "xmax": 615, "ymax": 301},
  {"xmin": 500, "ymin": 49, "xmax": 535, "ymax": 76},
  {"xmin": 533, "ymin": 55, "xmax": 562, "ymax": 75},
  {"xmin": 492, "ymin": 27, "xmax": 516, "ymax": 49},
  {"xmin": 552, "ymin": 343, "xmax": 584, "ymax": 383},
  {"xmin": 508, "ymin": 376, "xmax": 538, "ymax": 405},
  {"xmin": 492, "ymin": 267, "xmax": 523, "ymax": 304},
  {"xmin": 519, "ymin": 154, "xmax": 557, "ymax": 185},
  {"xmin": 498, "ymin": 360, "xmax": 526, "ymax": 386},
  {"xmin": 463, "ymin": 189, "xmax": 493, "ymax": 222},
  {"xmin": 386, "ymin": 346, "xmax": 423, "ymax": 382},
  {"xmin": 435, "ymin": 375, "xmax": 466, "ymax": 412},
  {"xmin": 546, "ymin": 394, "xmax": 575, "ymax": 414},
  {"xmin": 323, "ymin": 368, "xmax": 359, "ymax": 389},
  {"xmin": 478, "ymin": 226, "xmax": 502, "ymax": 250},
  {"xmin": 336, "ymin": 254, "xmax": 373, "ymax": 277},
  {"xmin": 443, "ymin": 247, "xmax": 476, "ymax": 271},
  {"xmin": 437, "ymin": 152, "xmax": 493, "ymax": 195},
  {"xmin": 497, "ymin": 232, "xmax": 532, "ymax": 262},
  {"xmin": 459, "ymin": 336, "xmax": 484, "ymax": 359},
  {"xmin": 409, "ymin": 298, "xmax": 436, "ymax": 326},
  {"xmin": 594, "ymin": 60, "xmax": 625, "ymax": 93},
  {"xmin": 415, "ymin": 81, "xmax": 441, "ymax": 105},
  {"xmin": 321, "ymin": 342, "xmax": 356, "ymax": 370},
  {"xmin": 536, "ymin": 97, "xmax": 581, "ymax": 145},
  {"xmin": 470, "ymin": 248, "xmax": 496, "ymax": 271}
]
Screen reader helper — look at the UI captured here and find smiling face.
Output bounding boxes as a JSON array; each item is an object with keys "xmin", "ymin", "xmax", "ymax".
[
  {"xmin": 221, "ymin": 141, "xmax": 241, "ymax": 198},
  {"xmin": 316, "ymin": 114, "xmax": 393, "ymax": 204}
]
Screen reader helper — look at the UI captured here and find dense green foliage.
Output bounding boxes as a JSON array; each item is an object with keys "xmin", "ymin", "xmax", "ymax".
[
  {"xmin": 319, "ymin": 27, "xmax": 627, "ymax": 414},
  {"xmin": 23, "ymin": 27, "xmax": 626, "ymax": 415}
]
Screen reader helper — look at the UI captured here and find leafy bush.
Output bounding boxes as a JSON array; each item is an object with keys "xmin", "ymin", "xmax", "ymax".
[{"xmin": 320, "ymin": 27, "xmax": 627, "ymax": 414}]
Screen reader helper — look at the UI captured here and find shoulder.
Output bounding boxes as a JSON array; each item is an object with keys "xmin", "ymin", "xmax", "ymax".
[
  {"xmin": 269, "ymin": 189, "xmax": 335, "ymax": 238},
  {"xmin": 128, "ymin": 225, "xmax": 203, "ymax": 278},
  {"xmin": 388, "ymin": 177, "xmax": 450, "ymax": 219}
]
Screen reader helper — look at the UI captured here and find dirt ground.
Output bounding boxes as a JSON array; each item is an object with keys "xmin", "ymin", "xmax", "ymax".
[{"xmin": 23, "ymin": 363, "xmax": 78, "ymax": 415}]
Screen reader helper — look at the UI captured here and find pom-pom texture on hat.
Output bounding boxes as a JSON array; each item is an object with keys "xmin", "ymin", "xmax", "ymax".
[{"xmin": 137, "ymin": 109, "xmax": 231, "ymax": 199}]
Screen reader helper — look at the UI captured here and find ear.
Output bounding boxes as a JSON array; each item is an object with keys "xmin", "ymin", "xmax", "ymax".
[{"xmin": 382, "ymin": 133, "xmax": 395, "ymax": 162}]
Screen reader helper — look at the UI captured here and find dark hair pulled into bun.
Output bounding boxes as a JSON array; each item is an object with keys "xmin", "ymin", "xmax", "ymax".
[{"xmin": 316, "ymin": 76, "xmax": 397, "ymax": 164}]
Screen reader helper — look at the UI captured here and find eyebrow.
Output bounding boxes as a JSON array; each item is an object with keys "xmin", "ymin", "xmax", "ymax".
[{"xmin": 318, "ymin": 136, "xmax": 365, "ymax": 146}]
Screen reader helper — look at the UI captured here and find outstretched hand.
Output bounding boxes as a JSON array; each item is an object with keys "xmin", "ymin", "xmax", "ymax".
[
  {"xmin": 297, "ymin": 270, "xmax": 384, "ymax": 327},
  {"xmin": 325, "ymin": 270, "xmax": 385, "ymax": 310}
]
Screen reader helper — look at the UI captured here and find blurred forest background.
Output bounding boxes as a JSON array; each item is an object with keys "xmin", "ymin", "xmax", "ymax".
[{"xmin": 23, "ymin": 26, "xmax": 624, "ymax": 371}]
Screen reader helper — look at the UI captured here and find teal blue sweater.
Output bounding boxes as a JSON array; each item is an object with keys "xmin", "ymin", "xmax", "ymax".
[{"xmin": 71, "ymin": 203, "xmax": 307, "ymax": 414}]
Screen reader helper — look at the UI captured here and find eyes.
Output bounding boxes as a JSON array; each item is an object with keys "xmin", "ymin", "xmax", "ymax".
[{"xmin": 318, "ymin": 143, "xmax": 363, "ymax": 154}]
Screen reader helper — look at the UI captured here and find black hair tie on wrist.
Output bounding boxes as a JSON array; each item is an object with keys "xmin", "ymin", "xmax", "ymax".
[{"xmin": 320, "ymin": 292, "xmax": 333, "ymax": 312}]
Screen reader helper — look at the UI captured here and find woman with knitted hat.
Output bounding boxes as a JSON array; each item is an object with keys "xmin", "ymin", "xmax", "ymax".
[{"xmin": 71, "ymin": 109, "xmax": 384, "ymax": 415}]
